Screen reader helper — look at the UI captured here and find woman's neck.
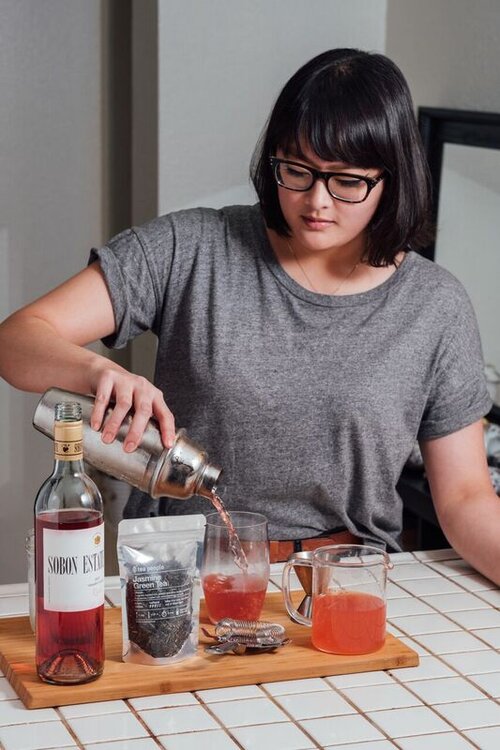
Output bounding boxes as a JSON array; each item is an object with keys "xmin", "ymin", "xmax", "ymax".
[{"xmin": 268, "ymin": 229, "xmax": 403, "ymax": 296}]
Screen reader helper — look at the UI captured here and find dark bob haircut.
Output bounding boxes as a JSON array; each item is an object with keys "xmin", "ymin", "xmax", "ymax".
[{"xmin": 250, "ymin": 48, "xmax": 433, "ymax": 266}]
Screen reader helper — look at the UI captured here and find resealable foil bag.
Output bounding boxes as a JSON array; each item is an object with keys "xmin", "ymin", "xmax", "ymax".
[{"xmin": 117, "ymin": 515, "xmax": 206, "ymax": 665}]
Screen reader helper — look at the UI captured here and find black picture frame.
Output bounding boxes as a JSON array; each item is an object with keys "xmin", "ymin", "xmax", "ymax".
[{"xmin": 418, "ymin": 106, "xmax": 500, "ymax": 425}]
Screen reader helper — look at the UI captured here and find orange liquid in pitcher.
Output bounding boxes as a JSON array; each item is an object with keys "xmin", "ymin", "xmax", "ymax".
[
  {"xmin": 202, "ymin": 573, "xmax": 267, "ymax": 623},
  {"xmin": 311, "ymin": 590, "xmax": 386, "ymax": 654}
]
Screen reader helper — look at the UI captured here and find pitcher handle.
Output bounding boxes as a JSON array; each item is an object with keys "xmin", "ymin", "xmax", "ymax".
[{"xmin": 282, "ymin": 558, "xmax": 312, "ymax": 627}]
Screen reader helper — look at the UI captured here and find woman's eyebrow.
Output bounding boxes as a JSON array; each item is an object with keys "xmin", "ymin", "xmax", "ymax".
[{"xmin": 283, "ymin": 152, "xmax": 355, "ymax": 171}]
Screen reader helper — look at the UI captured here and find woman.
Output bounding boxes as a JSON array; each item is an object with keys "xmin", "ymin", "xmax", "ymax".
[{"xmin": 1, "ymin": 48, "xmax": 499, "ymax": 580}]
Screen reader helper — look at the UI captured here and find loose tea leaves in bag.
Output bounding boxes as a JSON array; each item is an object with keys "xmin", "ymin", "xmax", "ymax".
[
  {"xmin": 117, "ymin": 515, "xmax": 205, "ymax": 665},
  {"xmin": 124, "ymin": 561, "xmax": 192, "ymax": 658}
]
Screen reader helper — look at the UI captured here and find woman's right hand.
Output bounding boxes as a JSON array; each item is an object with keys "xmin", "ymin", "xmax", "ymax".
[{"xmin": 88, "ymin": 363, "xmax": 176, "ymax": 452}]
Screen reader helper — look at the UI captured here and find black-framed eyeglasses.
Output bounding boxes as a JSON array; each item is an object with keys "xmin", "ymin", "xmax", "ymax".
[{"xmin": 270, "ymin": 157, "xmax": 385, "ymax": 203}]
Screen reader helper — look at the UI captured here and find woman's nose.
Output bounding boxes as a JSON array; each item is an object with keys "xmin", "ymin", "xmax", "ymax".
[{"xmin": 305, "ymin": 178, "xmax": 332, "ymax": 208}]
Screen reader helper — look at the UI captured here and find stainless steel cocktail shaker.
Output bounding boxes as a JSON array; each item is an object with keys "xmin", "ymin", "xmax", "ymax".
[{"xmin": 33, "ymin": 387, "xmax": 222, "ymax": 500}]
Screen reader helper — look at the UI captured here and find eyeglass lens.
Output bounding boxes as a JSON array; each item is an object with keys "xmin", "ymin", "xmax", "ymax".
[{"xmin": 276, "ymin": 161, "xmax": 369, "ymax": 202}]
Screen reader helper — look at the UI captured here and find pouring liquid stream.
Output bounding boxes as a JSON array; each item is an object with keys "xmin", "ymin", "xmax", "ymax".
[{"xmin": 209, "ymin": 489, "xmax": 248, "ymax": 571}]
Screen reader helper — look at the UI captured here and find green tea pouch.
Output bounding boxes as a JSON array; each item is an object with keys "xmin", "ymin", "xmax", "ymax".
[{"xmin": 117, "ymin": 515, "xmax": 206, "ymax": 665}]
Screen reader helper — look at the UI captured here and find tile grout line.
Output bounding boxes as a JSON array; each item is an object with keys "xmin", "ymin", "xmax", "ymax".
[
  {"xmin": 385, "ymin": 561, "xmax": 497, "ymax": 747},
  {"xmin": 383, "ymin": 670, "xmax": 485, "ymax": 749},
  {"xmin": 387, "ymin": 576, "xmax": 498, "ymax": 644},
  {"xmin": 407, "ymin": 558, "xmax": 499, "ymax": 599},
  {"xmin": 320, "ymin": 675, "xmax": 435, "ymax": 746},
  {"xmin": 390, "ymin": 646, "xmax": 499, "ymax": 702},
  {"xmin": 435, "ymin": 607, "xmax": 500, "ymax": 636},
  {"xmin": 468, "ymin": 588, "xmax": 500, "ymax": 608},
  {"xmin": 386, "ymin": 570, "xmax": 500, "ymax": 689},
  {"xmin": 54, "ymin": 706, "xmax": 86, "ymax": 750},
  {"xmin": 420, "ymin": 579, "xmax": 499, "ymax": 619},
  {"xmin": 258, "ymin": 682, "xmax": 327, "ymax": 749},
  {"xmin": 313, "ymin": 676, "xmax": 404, "ymax": 746},
  {"xmin": 190, "ymin": 692, "xmax": 251, "ymax": 750},
  {"xmin": 387, "ymin": 634, "xmax": 500, "ymax": 701},
  {"xmin": 332, "ymin": 676, "xmax": 485, "ymax": 747},
  {"xmin": 124, "ymin": 699, "xmax": 176, "ymax": 749}
]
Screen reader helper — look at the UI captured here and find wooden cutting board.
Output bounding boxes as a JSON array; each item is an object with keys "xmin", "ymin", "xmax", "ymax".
[{"xmin": 0, "ymin": 592, "xmax": 418, "ymax": 709}]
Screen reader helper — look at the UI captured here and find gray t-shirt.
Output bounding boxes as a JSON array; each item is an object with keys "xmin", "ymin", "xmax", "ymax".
[{"xmin": 90, "ymin": 204, "xmax": 491, "ymax": 549}]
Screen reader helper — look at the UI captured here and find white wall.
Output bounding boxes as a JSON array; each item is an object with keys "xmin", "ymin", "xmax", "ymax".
[
  {"xmin": 156, "ymin": 0, "xmax": 387, "ymax": 214},
  {"xmin": 434, "ymin": 144, "xmax": 500, "ymax": 373},
  {"xmin": 0, "ymin": 0, "xmax": 106, "ymax": 583},
  {"xmin": 386, "ymin": 0, "xmax": 500, "ymax": 111}
]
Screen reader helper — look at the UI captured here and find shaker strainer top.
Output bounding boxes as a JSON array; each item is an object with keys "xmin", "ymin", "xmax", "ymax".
[{"xmin": 202, "ymin": 618, "xmax": 291, "ymax": 654}]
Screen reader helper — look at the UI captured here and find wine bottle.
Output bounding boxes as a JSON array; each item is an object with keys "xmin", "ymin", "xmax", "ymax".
[{"xmin": 35, "ymin": 401, "xmax": 105, "ymax": 684}]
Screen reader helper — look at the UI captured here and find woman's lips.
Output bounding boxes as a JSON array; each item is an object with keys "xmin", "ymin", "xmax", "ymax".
[{"xmin": 302, "ymin": 216, "xmax": 335, "ymax": 230}]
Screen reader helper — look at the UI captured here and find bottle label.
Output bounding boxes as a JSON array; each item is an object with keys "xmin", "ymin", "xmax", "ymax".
[
  {"xmin": 43, "ymin": 524, "xmax": 105, "ymax": 611},
  {"xmin": 54, "ymin": 421, "xmax": 83, "ymax": 461}
]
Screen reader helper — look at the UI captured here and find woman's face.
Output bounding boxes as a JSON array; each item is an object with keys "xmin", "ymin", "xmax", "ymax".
[{"xmin": 275, "ymin": 142, "xmax": 385, "ymax": 256}]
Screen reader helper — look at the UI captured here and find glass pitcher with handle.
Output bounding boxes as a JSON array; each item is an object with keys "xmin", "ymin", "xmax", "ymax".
[{"xmin": 282, "ymin": 544, "xmax": 393, "ymax": 655}]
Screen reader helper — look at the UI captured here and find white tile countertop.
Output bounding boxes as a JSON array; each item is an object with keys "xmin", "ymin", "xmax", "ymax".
[{"xmin": 0, "ymin": 549, "xmax": 498, "ymax": 750}]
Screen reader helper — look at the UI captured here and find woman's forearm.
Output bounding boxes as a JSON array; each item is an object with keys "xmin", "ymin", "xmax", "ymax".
[
  {"xmin": 0, "ymin": 313, "xmax": 121, "ymax": 395},
  {"xmin": 420, "ymin": 424, "xmax": 500, "ymax": 586},
  {"xmin": 438, "ymin": 492, "xmax": 500, "ymax": 586}
]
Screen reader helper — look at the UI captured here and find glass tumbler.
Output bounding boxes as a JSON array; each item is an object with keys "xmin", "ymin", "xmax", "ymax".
[{"xmin": 201, "ymin": 511, "xmax": 270, "ymax": 624}]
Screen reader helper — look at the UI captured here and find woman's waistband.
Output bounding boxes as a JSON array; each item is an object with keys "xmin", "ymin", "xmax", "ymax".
[{"xmin": 269, "ymin": 529, "xmax": 361, "ymax": 563}]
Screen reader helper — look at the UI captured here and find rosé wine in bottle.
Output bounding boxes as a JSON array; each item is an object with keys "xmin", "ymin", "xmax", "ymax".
[{"xmin": 35, "ymin": 402, "xmax": 105, "ymax": 684}]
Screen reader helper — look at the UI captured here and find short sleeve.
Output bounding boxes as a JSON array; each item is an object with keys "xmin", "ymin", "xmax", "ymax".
[
  {"xmin": 89, "ymin": 207, "xmax": 225, "ymax": 350},
  {"xmin": 418, "ymin": 290, "xmax": 492, "ymax": 440},
  {"xmin": 88, "ymin": 219, "xmax": 176, "ymax": 349}
]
